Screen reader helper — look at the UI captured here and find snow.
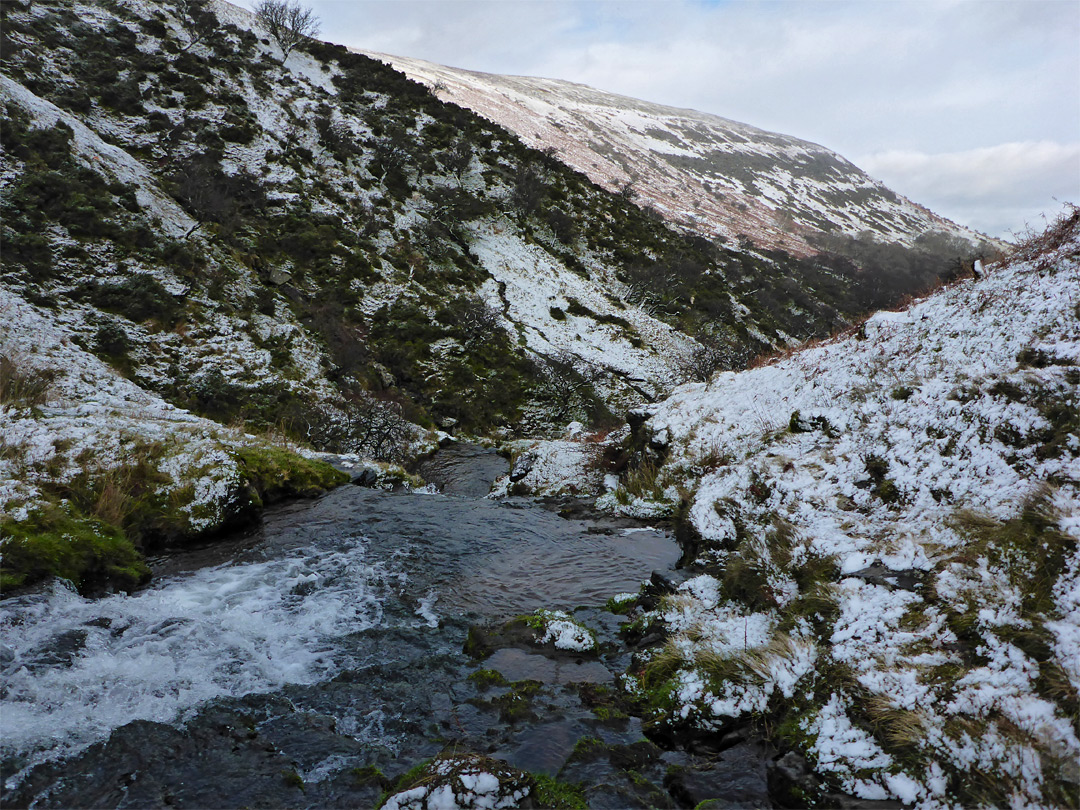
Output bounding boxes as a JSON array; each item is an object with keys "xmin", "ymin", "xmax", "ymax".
[
  {"xmin": 369, "ymin": 50, "xmax": 1000, "ymax": 256},
  {"xmin": 0, "ymin": 286, "xmax": 303, "ymax": 539},
  {"xmin": 616, "ymin": 216, "xmax": 1080, "ymax": 805},
  {"xmin": 533, "ymin": 609, "xmax": 596, "ymax": 652},
  {"xmin": 489, "ymin": 438, "xmax": 605, "ymax": 498},
  {"xmin": 0, "ymin": 75, "xmax": 196, "ymax": 238},
  {"xmin": 381, "ymin": 761, "xmax": 528, "ymax": 810}
]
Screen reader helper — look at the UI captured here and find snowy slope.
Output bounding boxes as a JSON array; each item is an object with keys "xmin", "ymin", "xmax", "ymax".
[
  {"xmin": 363, "ymin": 52, "xmax": 1000, "ymax": 257},
  {"xmin": 0, "ymin": 286, "xmax": 289, "ymax": 540},
  {"xmin": 600, "ymin": 211, "xmax": 1080, "ymax": 805}
]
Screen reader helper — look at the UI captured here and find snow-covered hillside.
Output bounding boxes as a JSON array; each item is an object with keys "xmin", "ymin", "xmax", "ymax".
[
  {"xmin": 593, "ymin": 210, "xmax": 1079, "ymax": 806},
  {"xmin": 364, "ymin": 52, "xmax": 1000, "ymax": 257},
  {"xmin": 0, "ymin": 284, "xmax": 357, "ymax": 593}
]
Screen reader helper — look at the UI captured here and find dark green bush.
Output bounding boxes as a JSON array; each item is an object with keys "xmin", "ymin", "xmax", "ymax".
[{"xmin": 86, "ymin": 274, "xmax": 181, "ymax": 325}]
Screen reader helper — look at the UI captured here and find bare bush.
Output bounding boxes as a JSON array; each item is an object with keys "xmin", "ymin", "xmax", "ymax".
[
  {"xmin": 678, "ymin": 335, "xmax": 737, "ymax": 383},
  {"xmin": 531, "ymin": 351, "xmax": 603, "ymax": 423},
  {"xmin": 253, "ymin": 0, "xmax": 319, "ymax": 63},
  {"xmin": 509, "ymin": 164, "xmax": 547, "ymax": 218},
  {"xmin": 170, "ymin": 0, "xmax": 219, "ymax": 51},
  {"xmin": 299, "ymin": 395, "xmax": 414, "ymax": 463}
]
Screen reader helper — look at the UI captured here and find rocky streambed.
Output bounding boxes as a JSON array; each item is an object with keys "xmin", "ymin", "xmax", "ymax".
[{"xmin": 1, "ymin": 445, "xmax": 782, "ymax": 809}]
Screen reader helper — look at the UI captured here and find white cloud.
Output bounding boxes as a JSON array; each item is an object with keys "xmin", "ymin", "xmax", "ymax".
[
  {"xmin": 858, "ymin": 142, "xmax": 1080, "ymax": 238},
  {"xmin": 233, "ymin": 0, "xmax": 1079, "ymax": 239}
]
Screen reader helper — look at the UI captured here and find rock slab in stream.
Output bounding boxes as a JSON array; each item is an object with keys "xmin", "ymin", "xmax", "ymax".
[{"xmin": 3, "ymin": 698, "xmax": 383, "ymax": 810}]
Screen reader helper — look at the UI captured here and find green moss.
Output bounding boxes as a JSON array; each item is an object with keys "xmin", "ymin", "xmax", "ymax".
[
  {"xmin": 463, "ymin": 626, "xmax": 493, "ymax": 659},
  {"xmin": 351, "ymin": 765, "xmax": 387, "ymax": 788},
  {"xmin": 376, "ymin": 758, "xmax": 432, "ymax": 809},
  {"xmin": 467, "ymin": 668, "xmax": 510, "ymax": 690},
  {"xmin": 605, "ymin": 593, "xmax": 637, "ymax": 614},
  {"xmin": 890, "ymin": 385, "xmax": 916, "ymax": 401},
  {"xmin": 530, "ymin": 773, "xmax": 587, "ymax": 810},
  {"xmin": 0, "ymin": 503, "xmax": 149, "ymax": 594},
  {"xmin": 280, "ymin": 769, "xmax": 305, "ymax": 791},
  {"xmin": 232, "ymin": 445, "xmax": 348, "ymax": 504},
  {"xmin": 567, "ymin": 735, "xmax": 606, "ymax": 762}
]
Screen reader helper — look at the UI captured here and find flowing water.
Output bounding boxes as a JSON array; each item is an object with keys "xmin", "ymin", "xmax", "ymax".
[{"xmin": 0, "ymin": 446, "xmax": 768, "ymax": 808}]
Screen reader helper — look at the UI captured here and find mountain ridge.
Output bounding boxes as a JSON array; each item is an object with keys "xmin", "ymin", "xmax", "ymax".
[{"xmin": 363, "ymin": 50, "xmax": 1001, "ymax": 257}]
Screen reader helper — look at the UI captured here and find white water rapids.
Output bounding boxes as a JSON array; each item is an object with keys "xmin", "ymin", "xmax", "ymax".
[{"xmin": 1, "ymin": 536, "xmax": 398, "ymax": 784}]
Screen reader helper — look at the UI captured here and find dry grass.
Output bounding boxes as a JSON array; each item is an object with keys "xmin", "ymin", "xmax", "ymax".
[
  {"xmin": 1009, "ymin": 203, "xmax": 1080, "ymax": 270},
  {"xmin": 861, "ymin": 694, "xmax": 927, "ymax": 753},
  {"xmin": 0, "ymin": 355, "xmax": 58, "ymax": 407}
]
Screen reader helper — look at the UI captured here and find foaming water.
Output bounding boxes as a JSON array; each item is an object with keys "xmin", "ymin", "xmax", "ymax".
[
  {"xmin": 0, "ymin": 537, "xmax": 392, "ymax": 777},
  {"xmin": 2, "ymin": 447, "xmax": 681, "ymax": 798}
]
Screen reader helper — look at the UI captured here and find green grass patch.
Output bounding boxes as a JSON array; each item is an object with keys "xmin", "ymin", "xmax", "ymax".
[
  {"xmin": 0, "ymin": 502, "xmax": 149, "ymax": 593},
  {"xmin": 231, "ymin": 445, "xmax": 348, "ymax": 506},
  {"xmin": 530, "ymin": 773, "xmax": 587, "ymax": 809}
]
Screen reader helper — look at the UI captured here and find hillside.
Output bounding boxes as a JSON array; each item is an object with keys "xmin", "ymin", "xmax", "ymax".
[
  {"xmin": 366, "ymin": 52, "xmax": 1002, "ymax": 259},
  {"xmin": 0, "ymin": 0, "xmax": 1002, "ymax": 594},
  {"xmin": 566, "ymin": 209, "xmax": 1077, "ymax": 806}
]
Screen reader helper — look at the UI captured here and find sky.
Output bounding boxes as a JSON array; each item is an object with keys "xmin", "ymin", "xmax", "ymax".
[{"xmin": 236, "ymin": 0, "xmax": 1079, "ymax": 240}]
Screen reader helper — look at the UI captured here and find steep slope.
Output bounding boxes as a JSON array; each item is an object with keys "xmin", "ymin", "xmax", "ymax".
[
  {"xmin": 0, "ymin": 0, "xmax": 911, "ymax": 453},
  {"xmin": 0, "ymin": 285, "xmax": 353, "ymax": 593},
  {"xmin": 366, "ymin": 52, "xmax": 1000, "ymax": 258},
  {"xmin": 589, "ymin": 210, "xmax": 1079, "ymax": 806},
  {"xmin": 0, "ymin": 0, "xmax": 1009, "ymax": 592}
]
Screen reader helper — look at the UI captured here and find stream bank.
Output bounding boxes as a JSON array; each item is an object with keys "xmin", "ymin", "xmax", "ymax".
[{"xmin": 0, "ymin": 444, "xmax": 784, "ymax": 809}]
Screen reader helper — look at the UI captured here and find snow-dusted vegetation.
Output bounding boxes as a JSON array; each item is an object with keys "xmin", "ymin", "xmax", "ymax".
[
  {"xmin": 602, "ymin": 209, "xmax": 1079, "ymax": 807},
  {"xmin": 4, "ymin": 0, "xmax": 1070, "ymax": 806},
  {"xmin": 376, "ymin": 52, "xmax": 1001, "ymax": 260}
]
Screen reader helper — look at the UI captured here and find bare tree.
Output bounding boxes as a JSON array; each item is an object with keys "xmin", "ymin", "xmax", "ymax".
[
  {"xmin": 677, "ymin": 335, "xmax": 733, "ymax": 383},
  {"xmin": 440, "ymin": 137, "xmax": 473, "ymax": 185},
  {"xmin": 531, "ymin": 351, "xmax": 603, "ymax": 423},
  {"xmin": 371, "ymin": 136, "xmax": 409, "ymax": 182},
  {"xmin": 171, "ymin": 0, "xmax": 218, "ymax": 52},
  {"xmin": 253, "ymin": 0, "xmax": 319, "ymax": 63},
  {"xmin": 509, "ymin": 164, "xmax": 547, "ymax": 218},
  {"xmin": 295, "ymin": 396, "xmax": 413, "ymax": 462}
]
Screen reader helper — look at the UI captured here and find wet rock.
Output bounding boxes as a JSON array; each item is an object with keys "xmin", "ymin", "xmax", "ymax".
[
  {"xmin": 353, "ymin": 468, "xmax": 379, "ymax": 487},
  {"xmin": 664, "ymin": 741, "xmax": 771, "ymax": 808},
  {"xmin": 648, "ymin": 570, "xmax": 677, "ymax": 594},
  {"xmin": 608, "ymin": 739, "xmax": 662, "ymax": 771},
  {"xmin": 637, "ymin": 570, "xmax": 678, "ymax": 611},
  {"xmin": 847, "ymin": 561, "xmax": 925, "ymax": 592},
  {"xmin": 26, "ymin": 629, "xmax": 88, "ymax": 670},
  {"xmin": 767, "ymin": 750, "xmax": 820, "ymax": 808},
  {"xmin": 584, "ymin": 780, "xmax": 676, "ymax": 809},
  {"xmin": 5, "ymin": 701, "xmax": 311, "ymax": 809},
  {"xmin": 618, "ymin": 614, "xmax": 666, "ymax": 647},
  {"xmin": 819, "ymin": 793, "xmax": 906, "ymax": 809},
  {"xmin": 509, "ymin": 453, "xmax": 535, "ymax": 482}
]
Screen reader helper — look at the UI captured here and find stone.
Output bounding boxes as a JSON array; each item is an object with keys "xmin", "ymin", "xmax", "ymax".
[
  {"xmin": 767, "ymin": 751, "xmax": 820, "ymax": 808},
  {"xmin": 353, "ymin": 468, "xmax": 379, "ymax": 487},
  {"xmin": 664, "ymin": 742, "xmax": 771, "ymax": 809},
  {"xmin": 509, "ymin": 453, "xmax": 535, "ymax": 482},
  {"xmin": 267, "ymin": 267, "xmax": 292, "ymax": 285}
]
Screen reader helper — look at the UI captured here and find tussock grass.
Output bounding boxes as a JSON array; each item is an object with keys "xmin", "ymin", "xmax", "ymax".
[
  {"xmin": 860, "ymin": 694, "xmax": 927, "ymax": 755},
  {"xmin": 0, "ymin": 355, "xmax": 57, "ymax": 407}
]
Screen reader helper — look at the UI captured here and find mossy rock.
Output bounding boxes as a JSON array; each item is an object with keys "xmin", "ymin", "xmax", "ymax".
[
  {"xmin": 231, "ymin": 445, "xmax": 349, "ymax": 506},
  {"xmin": 0, "ymin": 504, "xmax": 150, "ymax": 595}
]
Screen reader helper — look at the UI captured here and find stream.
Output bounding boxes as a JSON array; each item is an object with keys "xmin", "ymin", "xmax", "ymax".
[{"xmin": 0, "ymin": 445, "xmax": 773, "ymax": 809}]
